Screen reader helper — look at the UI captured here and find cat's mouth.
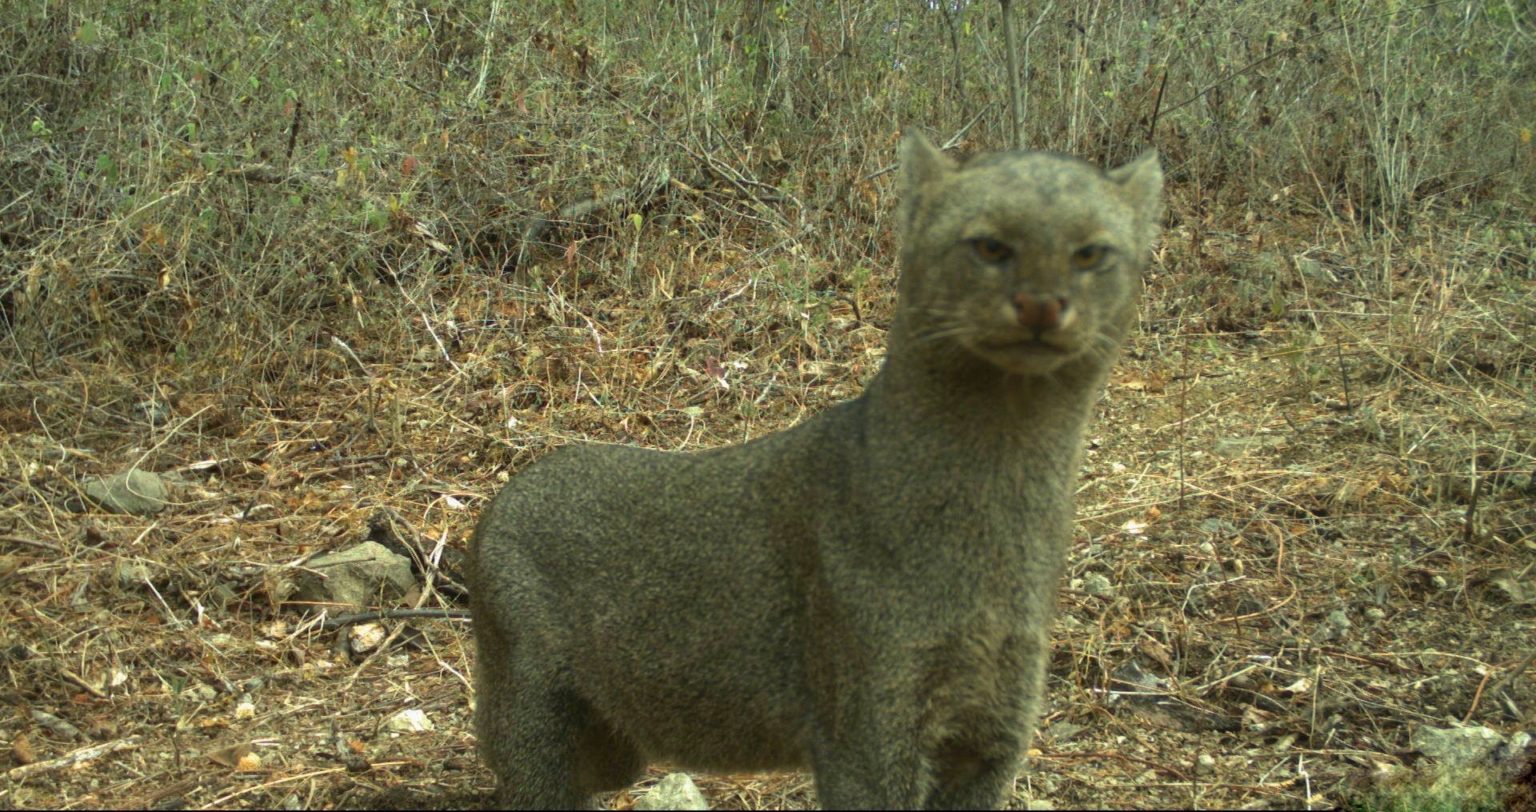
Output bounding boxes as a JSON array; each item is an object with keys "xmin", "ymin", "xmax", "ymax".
[
  {"xmin": 969, "ymin": 336, "xmax": 1081, "ymax": 373},
  {"xmin": 980, "ymin": 337, "xmax": 1071, "ymax": 355}
]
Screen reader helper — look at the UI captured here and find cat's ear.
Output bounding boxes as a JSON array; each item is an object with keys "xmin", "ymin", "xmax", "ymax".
[
  {"xmin": 900, "ymin": 129, "xmax": 956, "ymax": 194},
  {"xmin": 1108, "ymin": 150, "xmax": 1164, "ymax": 227},
  {"xmin": 899, "ymin": 129, "xmax": 955, "ymax": 233}
]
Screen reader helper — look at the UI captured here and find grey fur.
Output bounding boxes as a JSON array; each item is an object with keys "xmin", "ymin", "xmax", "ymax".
[{"xmin": 468, "ymin": 130, "xmax": 1163, "ymax": 809}]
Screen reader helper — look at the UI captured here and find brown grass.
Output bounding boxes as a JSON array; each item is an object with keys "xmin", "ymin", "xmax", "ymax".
[{"xmin": 2, "ymin": 0, "xmax": 1534, "ymax": 808}]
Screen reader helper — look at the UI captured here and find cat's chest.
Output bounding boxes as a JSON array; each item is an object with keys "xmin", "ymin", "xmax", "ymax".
[{"xmin": 914, "ymin": 606, "xmax": 1047, "ymax": 730}]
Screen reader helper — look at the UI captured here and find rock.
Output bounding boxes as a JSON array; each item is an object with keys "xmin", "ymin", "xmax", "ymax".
[
  {"xmin": 205, "ymin": 583, "xmax": 239, "ymax": 611},
  {"xmin": 1313, "ymin": 608, "xmax": 1353, "ymax": 642},
  {"xmin": 1494, "ymin": 730, "xmax": 1532, "ymax": 767},
  {"xmin": 635, "ymin": 773, "xmax": 708, "ymax": 810},
  {"xmin": 1411, "ymin": 724, "xmax": 1504, "ymax": 767},
  {"xmin": 1213, "ymin": 435, "xmax": 1285, "ymax": 458},
  {"xmin": 82, "ymin": 469, "xmax": 169, "ymax": 515},
  {"xmin": 133, "ymin": 400, "xmax": 171, "ymax": 426},
  {"xmin": 384, "ymin": 708, "xmax": 433, "ymax": 733},
  {"xmin": 1082, "ymin": 572, "xmax": 1115, "ymax": 597},
  {"xmin": 349, "ymin": 622, "xmax": 388, "ymax": 654},
  {"xmin": 291, "ymin": 542, "xmax": 417, "ymax": 611},
  {"xmin": 1198, "ymin": 517, "xmax": 1237, "ymax": 536},
  {"xmin": 114, "ymin": 559, "xmax": 154, "ymax": 588},
  {"xmin": 1110, "ymin": 658, "xmax": 1164, "ymax": 700}
]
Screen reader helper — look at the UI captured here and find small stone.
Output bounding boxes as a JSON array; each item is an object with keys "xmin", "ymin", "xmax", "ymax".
[
  {"xmin": 385, "ymin": 708, "xmax": 434, "ymax": 733},
  {"xmin": 115, "ymin": 560, "xmax": 154, "ymax": 588},
  {"xmin": 349, "ymin": 622, "xmax": 387, "ymax": 654},
  {"xmin": 1198, "ymin": 518, "xmax": 1236, "ymax": 536},
  {"xmin": 1195, "ymin": 753, "xmax": 1216, "ymax": 773},
  {"xmin": 1082, "ymin": 572, "xmax": 1115, "ymax": 597},
  {"xmin": 134, "ymin": 400, "xmax": 171, "ymax": 426},
  {"xmin": 292, "ymin": 542, "xmax": 417, "ymax": 611},
  {"xmin": 82, "ymin": 469, "xmax": 169, "ymax": 515},
  {"xmin": 1365, "ymin": 606, "xmax": 1386, "ymax": 621},
  {"xmin": 205, "ymin": 583, "xmax": 239, "ymax": 610},
  {"xmin": 635, "ymin": 773, "xmax": 708, "ymax": 811},
  {"xmin": 1411, "ymin": 724, "xmax": 1503, "ymax": 767}
]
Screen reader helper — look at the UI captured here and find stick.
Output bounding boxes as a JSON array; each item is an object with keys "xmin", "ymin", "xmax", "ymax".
[{"xmin": 6, "ymin": 736, "xmax": 142, "ymax": 780}]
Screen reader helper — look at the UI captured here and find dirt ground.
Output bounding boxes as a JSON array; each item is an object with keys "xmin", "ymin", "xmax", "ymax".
[{"xmin": 3, "ymin": 202, "xmax": 1534, "ymax": 809}]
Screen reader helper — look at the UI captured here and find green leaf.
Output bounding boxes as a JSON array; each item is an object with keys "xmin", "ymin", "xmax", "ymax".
[{"xmin": 96, "ymin": 153, "xmax": 118, "ymax": 186}]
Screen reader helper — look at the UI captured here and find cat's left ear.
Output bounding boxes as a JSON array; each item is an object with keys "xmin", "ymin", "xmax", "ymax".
[{"xmin": 1108, "ymin": 150, "xmax": 1163, "ymax": 223}]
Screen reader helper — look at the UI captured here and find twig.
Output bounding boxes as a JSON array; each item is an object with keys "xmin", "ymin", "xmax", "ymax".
[
  {"xmin": 60, "ymin": 668, "xmax": 109, "ymax": 699},
  {"xmin": 1462, "ymin": 472, "xmax": 1480, "ymax": 547},
  {"xmin": 321, "ymin": 607, "xmax": 470, "ymax": 631},
  {"xmin": 1486, "ymin": 652, "xmax": 1535, "ymax": 702},
  {"xmin": 1461, "ymin": 667, "xmax": 1493, "ymax": 723},
  {"xmin": 1000, "ymin": 0, "xmax": 1022, "ymax": 150},
  {"xmin": 1334, "ymin": 335, "xmax": 1352, "ymax": 412},
  {"xmin": 0, "ymin": 535, "xmax": 62, "ymax": 553},
  {"xmin": 865, "ymin": 110, "xmax": 986, "ymax": 182},
  {"xmin": 1158, "ymin": 0, "xmax": 1458, "ymax": 120},
  {"xmin": 1146, "ymin": 68, "xmax": 1168, "ymax": 143},
  {"xmin": 6, "ymin": 736, "xmax": 142, "ymax": 780}
]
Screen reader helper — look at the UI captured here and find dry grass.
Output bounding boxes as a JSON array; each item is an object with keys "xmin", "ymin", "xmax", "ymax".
[{"xmin": 3, "ymin": 0, "xmax": 1535, "ymax": 808}]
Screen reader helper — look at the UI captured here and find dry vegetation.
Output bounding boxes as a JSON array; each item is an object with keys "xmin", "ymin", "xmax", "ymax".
[{"xmin": 3, "ymin": 0, "xmax": 1535, "ymax": 808}]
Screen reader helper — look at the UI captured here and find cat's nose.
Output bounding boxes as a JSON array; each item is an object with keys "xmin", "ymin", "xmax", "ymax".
[{"xmin": 1013, "ymin": 292, "xmax": 1070, "ymax": 331}]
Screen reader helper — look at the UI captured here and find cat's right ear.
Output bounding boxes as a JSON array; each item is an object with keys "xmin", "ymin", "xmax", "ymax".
[
  {"xmin": 900, "ymin": 129, "xmax": 956, "ymax": 193},
  {"xmin": 899, "ymin": 129, "xmax": 955, "ymax": 233}
]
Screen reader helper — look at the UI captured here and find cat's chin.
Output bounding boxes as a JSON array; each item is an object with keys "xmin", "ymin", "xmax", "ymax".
[{"xmin": 968, "ymin": 338, "xmax": 1083, "ymax": 376}]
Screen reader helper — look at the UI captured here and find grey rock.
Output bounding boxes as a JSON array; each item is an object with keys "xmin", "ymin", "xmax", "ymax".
[
  {"xmin": 1494, "ymin": 730, "xmax": 1532, "ymax": 767},
  {"xmin": 114, "ymin": 559, "xmax": 155, "ymax": 588},
  {"xmin": 133, "ymin": 400, "xmax": 171, "ymax": 426},
  {"xmin": 205, "ymin": 582, "xmax": 239, "ymax": 610},
  {"xmin": 635, "ymin": 772, "xmax": 708, "ymax": 811},
  {"xmin": 1411, "ymin": 724, "xmax": 1504, "ymax": 767},
  {"xmin": 1082, "ymin": 572, "xmax": 1115, "ymax": 597},
  {"xmin": 291, "ymin": 541, "xmax": 417, "ymax": 611},
  {"xmin": 1198, "ymin": 517, "xmax": 1237, "ymax": 536},
  {"xmin": 83, "ymin": 469, "xmax": 169, "ymax": 515},
  {"xmin": 384, "ymin": 708, "xmax": 434, "ymax": 733},
  {"xmin": 1213, "ymin": 435, "xmax": 1285, "ymax": 458}
]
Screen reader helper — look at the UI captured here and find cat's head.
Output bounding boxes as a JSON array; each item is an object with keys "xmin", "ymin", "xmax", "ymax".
[{"xmin": 896, "ymin": 130, "xmax": 1162, "ymax": 377}]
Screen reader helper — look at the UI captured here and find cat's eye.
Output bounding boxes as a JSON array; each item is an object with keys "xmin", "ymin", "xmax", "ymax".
[
  {"xmin": 1070, "ymin": 244, "xmax": 1109, "ymax": 271},
  {"xmin": 971, "ymin": 238, "xmax": 1013, "ymax": 263}
]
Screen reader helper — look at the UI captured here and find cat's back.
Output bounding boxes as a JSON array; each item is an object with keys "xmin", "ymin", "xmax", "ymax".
[{"xmin": 472, "ymin": 402, "xmax": 864, "ymax": 574}]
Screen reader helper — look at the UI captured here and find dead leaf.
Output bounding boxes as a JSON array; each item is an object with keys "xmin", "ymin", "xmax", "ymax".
[
  {"xmin": 205, "ymin": 741, "xmax": 252, "ymax": 768},
  {"xmin": 12, "ymin": 732, "xmax": 36, "ymax": 765}
]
